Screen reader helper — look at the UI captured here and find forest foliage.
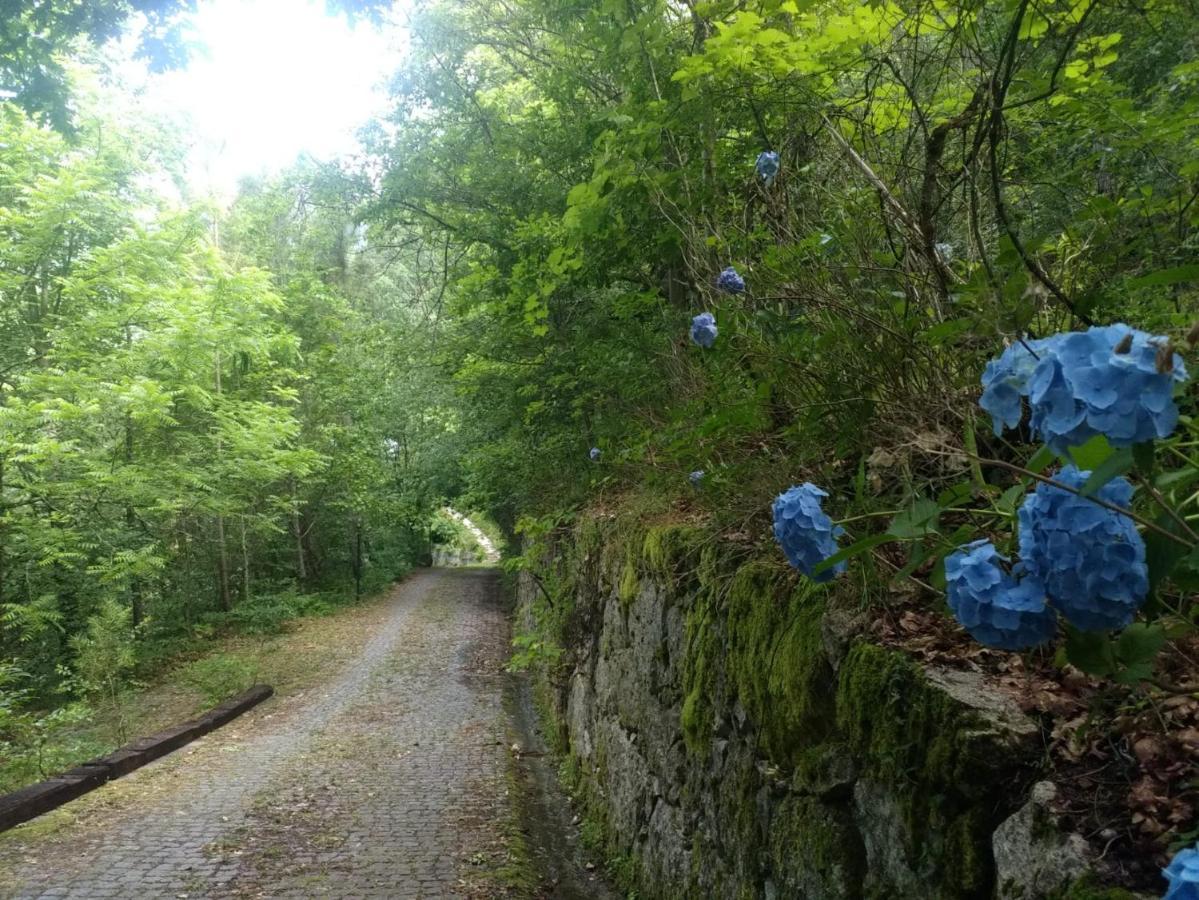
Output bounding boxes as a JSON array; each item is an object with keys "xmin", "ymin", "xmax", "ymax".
[
  {"xmin": 0, "ymin": 0, "xmax": 1197, "ymax": 885},
  {"xmin": 0, "ymin": 46, "xmax": 456, "ymax": 784},
  {"xmin": 358, "ymin": 0, "xmax": 1198, "ymax": 883}
]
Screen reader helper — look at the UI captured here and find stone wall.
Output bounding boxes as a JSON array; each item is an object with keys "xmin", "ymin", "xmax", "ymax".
[{"xmin": 518, "ymin": 521, "xmax": 1132, "ymax": 900}]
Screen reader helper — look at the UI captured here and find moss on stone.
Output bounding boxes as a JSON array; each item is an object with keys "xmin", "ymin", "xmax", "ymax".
[
  {"xmin": 1049, "ymin": 875, "xmax": 1139, "ymax": 900},
  {"xmin": 618, "ymin": 552, "xmax": 639, "ymax": 608},
  {"xmin": 680, "ymin": 591, "xmax": 720, "ymax": 754},
  {"xmin": 769, "ymin": 794, "xmax": 864, "ymax": 899},
  {"xmin": 642, "ymin": 524, "xmax": 705, "ymax": 585},
  {"xmin": 942, "ymin": 804, "xmax": 993, "ymax": 897},
  {"xmin": 836, "ymin": 642, "xmax": 1028, "ymax": 898},
  {"xmin": 791, "ymin": 741, "xmax": 855, "ymax": 799},
  {"xmin": 724, "ymin": 560, "xmax": 835, "ymax": 767}
]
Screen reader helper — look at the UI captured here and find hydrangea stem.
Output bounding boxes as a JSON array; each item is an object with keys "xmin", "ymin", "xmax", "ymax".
[{"xmin": 965, "ymin": 453, "xmax": 1195, "ymax": 549}]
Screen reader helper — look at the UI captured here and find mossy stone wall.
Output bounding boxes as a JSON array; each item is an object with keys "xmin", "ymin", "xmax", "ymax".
[{"xmin": 518, "ymin": 519, "xmax": 1120, "ymax": 899}]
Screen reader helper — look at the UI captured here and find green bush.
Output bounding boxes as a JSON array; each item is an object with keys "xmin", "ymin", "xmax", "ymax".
[{"xmin": 179, "ymin": 653, "xmax": 258, "ymax": 707}]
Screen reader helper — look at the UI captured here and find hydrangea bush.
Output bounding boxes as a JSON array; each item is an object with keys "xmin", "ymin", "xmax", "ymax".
[
  {"xmin": 1164, "ymin": 845, "xmax": 1199, "ymax": 900},
  {"xmin": 690, "ymin": 312, "xmax": 718, "ymax": 348},
  {"xmin": 980, "ymin": 324, "xmax": 1188, "ymax": 453},
  {"xmin": 1018, "ymin": 466, "xmax": 1148, "ymax": 631},
  {"xmin": 717, "ymin": 266, "xmax": 745, "ymax": 294},
  {"xmin": 944, "ymin": 540, "xmax": 1057, "ymax": 650},
  {"xmin": 773, "ymin": 322, "xmax": 1194, "ymax": 680},
  {"xmin": 772, "ymin": 483, "xmax": 845, "ymax": 582}
]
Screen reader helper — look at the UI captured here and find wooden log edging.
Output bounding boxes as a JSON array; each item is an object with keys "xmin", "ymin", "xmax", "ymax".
[{"xmin": 0, "ymin": 683, "xmax": 274, "ymax": 833}]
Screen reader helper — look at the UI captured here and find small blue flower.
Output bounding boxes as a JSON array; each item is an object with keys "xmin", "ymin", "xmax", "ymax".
[
  {"xmin": 689, "ymin": 470, "xmax": 704, "ymax": 487},
  {"xmin": 1018, "ymin": 466, "xmax": 1148, "ymax": 632},
  {"xmin": 1164, "ymin": 844, "xmax": 1199, "ymax": 900},
  {"xmin": 717, "ymin": 266, "xmax": 745, "ymax": 294},
  {"xmin": 589, "ymin": 447, "xmax": 601, "ymax": 462},
  {"xmin": 756, "ymin": 150, "xmax": 780, "ymax": 186},
  {"xmin": 772, "ymin": 483, "xmax": 845, "ymax": 582},
  {"xmin": 979, "ymin": 325, "xmax": 1188, "ymax": 453},
  {"xmin": 690, "ymin": 312, "xmax": 718, "ymax": 348},
  {"xmin": 945, "ymin": 540, "xmax": 1057, "ymax": 650}
]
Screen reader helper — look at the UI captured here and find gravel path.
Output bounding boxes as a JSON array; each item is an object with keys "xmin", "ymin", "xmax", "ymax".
[{"xmin": 0, "ymin": 569, "xmax": 572, "ymax": 899}]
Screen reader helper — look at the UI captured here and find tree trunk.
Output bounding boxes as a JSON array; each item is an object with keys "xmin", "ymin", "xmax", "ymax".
[
  {"xmin": 124, "ymin": 398, "xmax": 143, "ymax": 629},
  {"xmin": 291, "ymin": 479, "xmax": 307, "ymax": 583},
  {"xmin": 214, "ymin": 347, "xmax": 231, "ymax": 612},
  {"xmin": 0, "ymin": 455, "xmax": 6, "ymax": 607},
  {"xmin": 353, "ymin": 518, "xmax": 363, "ymax": 601},
  {"xmin": 240, "ymin": 516, "xmax": 250, "ymax": 604},
  {"xmin": 216, "ymin": 514, "xmax": 232, "ymax": 612}
]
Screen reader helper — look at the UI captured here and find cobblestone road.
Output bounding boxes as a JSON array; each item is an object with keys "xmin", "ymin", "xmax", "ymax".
[{"xmin": 0, "ymin": 569, "xmax": 552, "ymax": 899}]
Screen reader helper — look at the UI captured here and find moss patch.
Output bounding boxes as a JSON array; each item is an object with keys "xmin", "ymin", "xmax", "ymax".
[
  {"xmin": 641, "ymin": 524, "xmax": 705, "ymax": 585},
  {"xmin": 769, "ymin": 795, "xmax": 864, "ymax": 899},
  {"xmin": 836, "ymin": 642, "xmax": 1031, "ymax": 897},
  {"xmin": 724, "ymin": 561, "xmax": 835, "ymax": 767},
  {"xmin": 680, "ymin": 590, "xmax": 721, "ymax": 754}
]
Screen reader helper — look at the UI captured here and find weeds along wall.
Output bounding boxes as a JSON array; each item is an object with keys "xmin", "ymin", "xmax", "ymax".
[{"xmin": 515, "ymin": 518, "xmax": 1135, "ymax": 900}]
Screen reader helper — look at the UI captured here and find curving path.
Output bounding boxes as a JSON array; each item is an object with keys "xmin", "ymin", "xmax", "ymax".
[{"xmin": 0, "ymin": 569, "xmax": 604, "ymax": 900}]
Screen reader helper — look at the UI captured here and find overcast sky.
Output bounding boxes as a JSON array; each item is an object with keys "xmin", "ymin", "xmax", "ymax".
[{"xmin": 128, "ymin": 0, "xmax": 401, "ymax": 199}]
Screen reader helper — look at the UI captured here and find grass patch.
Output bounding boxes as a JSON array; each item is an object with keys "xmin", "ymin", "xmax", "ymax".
[{"xmin": 0, "ymin": 583, "xmax": 405, "ymax": 795}]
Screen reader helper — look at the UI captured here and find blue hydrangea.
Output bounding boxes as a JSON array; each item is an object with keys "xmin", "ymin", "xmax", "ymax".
[
  {"xmin": 1164, "ymin": 845, "xmax": 1199, "ymax": 900},
  {"xmin": 1018, "ymin": 466, "xmax": 1148, "ymax": 632},
  {"xmin": 689, "ymin": 470, "xmax": 704, "ymax": 487},
  {"xmin": 690, "ymin": 312, "xmax": 718, "ymax": 348},
  {"xmin": 772, "ymin": 483, "xmax": 845, "ymax": 582},
  {"xmin": 979, "ymin": 325, "xmax": 1188, "ymax": 453},
  {"xmin": 717, "ymin": 266, "xmax": 745, "ymax": 294},
  {"xmin": 945, "ymin": 540, "xmax": 1057, "ymax": 650},
  {"xmin": 756, "ymin": 150, "xmax": 780, "ymax": 186},
  {"xmin": 979, "ymin": 334, "xmax": 1066, "ymax": 434},
  {"xmin": 589, "ymin": 447, "xmax": 601, "ymax": 461}
]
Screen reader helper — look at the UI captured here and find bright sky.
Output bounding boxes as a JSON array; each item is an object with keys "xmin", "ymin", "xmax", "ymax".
[{"xmin": 134, "ymin": 0, "xmax": 400, "ymax": 199}]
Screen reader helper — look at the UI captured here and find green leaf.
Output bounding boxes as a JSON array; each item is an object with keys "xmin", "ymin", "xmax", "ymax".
[
  {"xmin": 1112, "ymin": 622, "xmax": 1166, "ymax": 684},
  {"xmin": 1127, "ymin": 265, "xmax": 1199, "ymax": 288},
  {"xmin": 936, "ymin": 481, "xmax": 973, "ymax": 508},
  {"xmin": 1080, "ymin": 447, "xmax": 1133, "ymax": 496},
  {"xmin": 886, "ymin": 498, "xmax": 941, "ymax": 538},
  {"xmin": 811, "ymin": 533, "xmax": 894, "ymax": 575},
  {"xmin": 1065, "ymin": 434, "xmax": 1115, "ymax": 470},
  {"xmin": 1156, "ymin": 465, "xmax": 1199, "ymax": 495},
  {"xmin": 1144, "ymin": 512, "xmax": 1194, "ymax": 596},
  {"xmin": 1163, "ymin": 546, "xmax": 1199, "ymax": 593},
  {"xmin": 1131, "ymin": 441, "xmax": 1156, "ymax": 478},
  {"xmin": 1062, "ymin": 628, "xmax": 1117, "ymax": 677},
  {"xmin": 1026, "ymin": 444, "xmax": 1056, "ymax": 476},
  {"xmin": 996, "ymin": 483, "xmax": 1026, "ymax": 515}
]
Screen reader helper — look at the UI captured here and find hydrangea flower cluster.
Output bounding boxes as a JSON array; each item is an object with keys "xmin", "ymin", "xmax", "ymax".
[
  {"xmin": 945, "ymin": 540, "xmax": 1057, "ymax": 650},
  {"xmin": 690, "ymin": 312, "xmax": 718, "ymax": 348},
  {"xmin": 589, "ymin": 447, "xmax": 601, "ymax": 461},
  {"xmin": 980, "ymin": 324, "xmax": 1188, "ymax": 453},
  {"xmin": 1018, "ymin": 466, "xmax": 1148, "ymax": 631},
  {"xmin": 755, "ymin": 150, "xmax": 780, "ymax": 187},
  {"xmin": 717, "ymin": 266, "xmax": 745, "ymax": 294},
  {"xmin": 689, "ymin": 470, "xmax": 704, "ymax": 487},
  {"xmin": 1164, "ymin": 844, "xmax": 1199, "ymax": 900},
  {"xmin": 772, "ymin": 483, "xmax": 845, "ymax": 583}
]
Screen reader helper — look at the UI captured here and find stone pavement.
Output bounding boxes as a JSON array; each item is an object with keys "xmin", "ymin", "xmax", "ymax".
[{"xmin": 0, "ymin": 569, "xmax": 557, "ymax": 899}]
